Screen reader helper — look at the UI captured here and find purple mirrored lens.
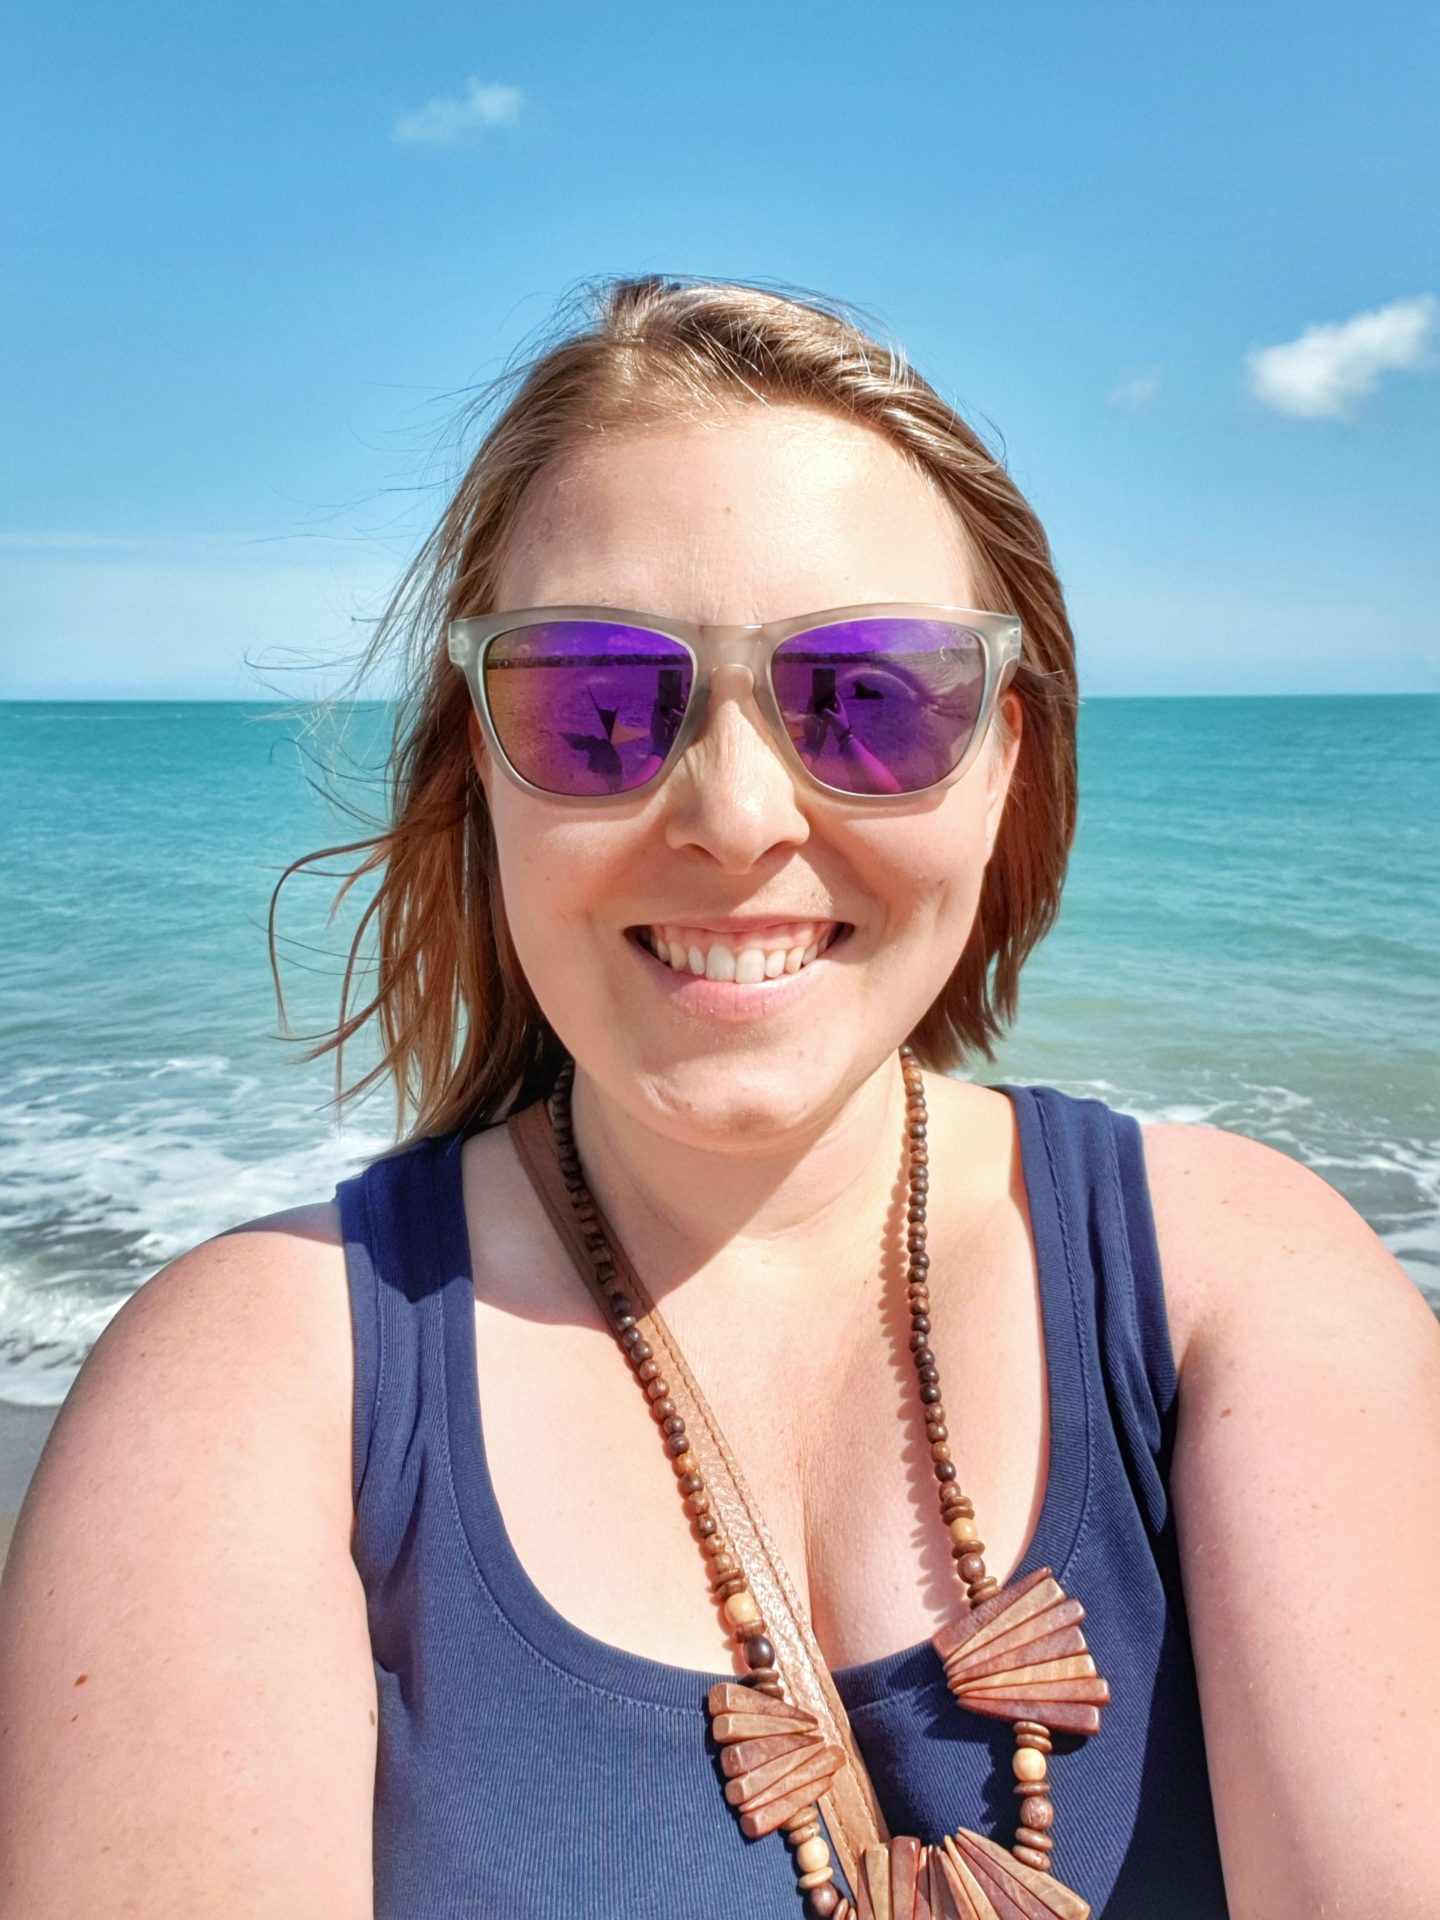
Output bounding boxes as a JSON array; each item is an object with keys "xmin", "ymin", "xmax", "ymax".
[
  {"xmin": 771, "ymin": 619, "xmax": 987, "ymax": 795},
  {"xmin": 483, "ymin": 622, "xmax": 693, "ymax": 796}
]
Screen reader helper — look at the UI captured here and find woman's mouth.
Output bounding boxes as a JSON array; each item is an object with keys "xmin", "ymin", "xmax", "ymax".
[{"xmin": 630, "ymin": 920, "xmax": 849, "ymax": 982}]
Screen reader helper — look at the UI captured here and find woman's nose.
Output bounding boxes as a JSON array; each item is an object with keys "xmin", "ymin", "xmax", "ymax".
[{"xmin": 661, "ymin": 663, "xmax": 811, "ymax": 870}]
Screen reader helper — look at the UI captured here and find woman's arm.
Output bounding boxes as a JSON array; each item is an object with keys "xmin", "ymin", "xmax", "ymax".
[
  {"xmin": 0, "ymin": 1210, "xmax": 376, "ymax": 1919},
  {"xmin": 1146, "ymin": 1124, "xmax": 1440, "ymax": 1920}
]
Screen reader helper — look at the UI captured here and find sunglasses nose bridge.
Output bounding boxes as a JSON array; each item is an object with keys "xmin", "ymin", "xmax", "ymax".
[
  {"xmin": 694, "ymin": 622, "xmax": 768, "ymax": 673},
  {"xmin": 669, "ymin": 635, "xmax": 796, "ymax": 783}
]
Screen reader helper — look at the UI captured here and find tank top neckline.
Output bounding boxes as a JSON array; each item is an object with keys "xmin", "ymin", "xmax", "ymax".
[{"xmin": 433, "ymin": 1082, "xmax": 1092, "ymax": 1714}]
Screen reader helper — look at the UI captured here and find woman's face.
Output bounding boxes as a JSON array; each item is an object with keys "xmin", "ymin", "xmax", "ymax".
[{"xmin": 472, "ymin": 402, "xmax": 1023, "ymax": 1146}]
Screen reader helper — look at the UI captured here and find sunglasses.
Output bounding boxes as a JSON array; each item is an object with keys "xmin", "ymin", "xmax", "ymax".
[{"xmin": 448, "ymin": 603, "xmax": 1022, "ymax": 802}]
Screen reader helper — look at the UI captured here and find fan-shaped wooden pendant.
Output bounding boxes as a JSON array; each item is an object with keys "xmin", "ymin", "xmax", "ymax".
[
  {"xmin": 933, "ymin": 1830, "xmax": 1092, "ymax": 1919},
  {"xmin": 853, "ymin": 1836, "xmax": 932, "ymax": 1919},
  {"xmin": 847, "ymin": 1832, "xmax": 1090, "ymax": 1920},
  {"xmin": 706, "ymin": 1683, "xmax": 846, "ymax": 1838},
  {"xmin": 932, "ymin": 1568, "xmax": 1110, "ymax": 1738}
]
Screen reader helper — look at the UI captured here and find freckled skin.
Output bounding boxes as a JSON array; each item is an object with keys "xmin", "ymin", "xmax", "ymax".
[{"xmin": 471, "ymin": 403, "xmax": 1022, "ymax": 1153}]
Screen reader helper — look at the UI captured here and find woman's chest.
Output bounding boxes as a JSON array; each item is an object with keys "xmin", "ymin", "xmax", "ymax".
[{"xmin": 465, "ymin": 1179, "xmax": 1051, "ymax": 1675}]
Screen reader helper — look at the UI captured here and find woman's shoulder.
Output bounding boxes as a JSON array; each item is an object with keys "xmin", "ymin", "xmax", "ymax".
[
  {"xmin": 0, "ymin": 1205, "xmax": 376, "ymax": 1913},
  {"xmin": 1137, "ymin": 1118, "xmax": 1427, "ymax": 1375}
]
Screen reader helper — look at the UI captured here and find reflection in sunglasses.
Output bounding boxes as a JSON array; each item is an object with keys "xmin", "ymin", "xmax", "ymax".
[{"xmin": 484, "ymin": 634, "xmax": 987, "ymax": 797}]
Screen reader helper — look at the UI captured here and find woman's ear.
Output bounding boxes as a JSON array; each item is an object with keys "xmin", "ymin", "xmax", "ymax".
[{"xmin": 983, "ymin": 690, "xmax": 1024, "ymax": 862}]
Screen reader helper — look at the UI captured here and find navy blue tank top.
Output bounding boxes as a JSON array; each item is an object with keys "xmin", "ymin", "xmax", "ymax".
[{"xmin": 335, "ymin": 1085, "xmax": 1230, "ymax": 1917}]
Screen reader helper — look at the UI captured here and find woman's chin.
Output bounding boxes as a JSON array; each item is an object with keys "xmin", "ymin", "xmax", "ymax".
[{"xmin": 585, "ymin": 1044, "xmax": 882, "ymax": 1153}]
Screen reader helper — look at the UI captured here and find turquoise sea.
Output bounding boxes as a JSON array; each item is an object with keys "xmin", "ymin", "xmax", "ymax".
[{"xmin": 2, "ymin": 695, "xmax": 1437, "ymax": 1409}]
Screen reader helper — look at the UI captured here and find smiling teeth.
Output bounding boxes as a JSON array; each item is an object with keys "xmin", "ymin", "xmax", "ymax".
[{"xmin": 642, "ymin": 922, "xmax": 841, "ymax": 979}]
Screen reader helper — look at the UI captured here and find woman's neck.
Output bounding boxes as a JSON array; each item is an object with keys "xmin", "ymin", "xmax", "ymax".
[{"xmin": 563, "ymin": 1053, "xmax": 911, "ymax": 1319}]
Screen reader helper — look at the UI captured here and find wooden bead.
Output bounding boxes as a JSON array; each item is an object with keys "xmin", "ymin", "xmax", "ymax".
[
  {"xmin": 949, "ymin": 1516, "xmax": 979, "ymax": 1544},
  {"xmin": 1013, "ymin": 1748, "xmax": 1048, "ymax": 1782},
  {"xmin": 662, "ymin": 1414, "xmax": 686, "ymax": 1437},
  {"xmin": 1019, "ymin": 1806, "xmax": 1055, "ymax": 1836},
  {"xmin": 686, "ymin": 1489, "xmax": 710, "ymax": 1515},
  {"xmin": 805, "ymin": 1885, "xmax": 841, "ymax": 1917},
  {"xmin": 1013, "ymin": 1845, "xmax": 1052, "ymax": 1873},
  {"xmin": 696, "ymin": 1515, "xmax": 717, "ymax": 1537},
  {"xmin": 630, "ymin": 1339, "xmax": 653, "ymax": 1364},
  {"xmin": 724, "ymin": 1590, "xmax": 762, "ymax": 1630},
  {"xmin": 709, "ymin": 1553, "xmax": 737, "ymax": 1581},
  {"xmin": 678, "ymin": 1471, "xmax": 703, "ymax": 1496},
  {"xmin": 651, "ymin": 1398, "xmax": 676, "ymax": 1422},
  {"xmin": 637, "ymin": 1359, "xmax": 660, "ymax": 1383},
  {"xmin": 743, "ymin": 1635, "xmax": 775, "ymax": 1671},
  {"xmin": 957, "ymin": 1552, "xmax": 986, "ymax": 1581},
  {"xmin": 935, "ymin": 1459, "xmax": 958, "ymax": 1482},
  {"xmin": 794, "ymin": 1837, "xmax": 831, "ymax": 1873},
  {"xmin": 931, "ymin": 1442, "xmax": 952, "ymax": 1462},
  {"xmin": 645, "ymin": 1377, "xmax": 671, "ymax": 1400},
  {"xmin": 672, "ymin": 1451, "xmax": 697, "ymax": 1477},
  {"xmin": 798, "ymin": 1866, "xmax": 836, "ymax": 1891},
  {"xmin": 784, "ymin": 1818, "xmax": 822, "ymax": 1846}
]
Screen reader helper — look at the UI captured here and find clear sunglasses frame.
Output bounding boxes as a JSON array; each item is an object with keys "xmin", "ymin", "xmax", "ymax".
[{"xmin": 447, "ymin": 602, "xmax": 1024, "ymax": 805}]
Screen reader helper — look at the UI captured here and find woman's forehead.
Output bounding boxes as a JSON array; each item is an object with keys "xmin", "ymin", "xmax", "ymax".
[{"xmin": 494, "ymin": 403, "xmax": 977, "ymax": 617}]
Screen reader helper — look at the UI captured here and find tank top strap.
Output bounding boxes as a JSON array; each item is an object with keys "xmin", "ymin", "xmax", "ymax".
[
  {"xmin": 998, "ymin": 1082, "xmax": 1181, "ymax": 1542},
  {"xmin": 334, "ymin": 1131, "xmax": 467, "ymax": 1522}
]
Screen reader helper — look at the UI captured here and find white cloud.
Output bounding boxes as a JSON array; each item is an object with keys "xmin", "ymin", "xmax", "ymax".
[
  {"xmin": 1246, "ymin": 294, "xmax": 1436, "ymax": 420},
  {"xmin": 1106, "ymin": 367, "xmax": 1163, "ymax": 412},
  {"xmin": 392, "ymin": 79, "xmax": 524, "ymax": 148}
]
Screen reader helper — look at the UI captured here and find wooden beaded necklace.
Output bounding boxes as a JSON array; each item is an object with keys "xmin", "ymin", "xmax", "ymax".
[{"xmin": 547, "ymin": 1046, "xmax": 1111, "ymax": 1920}]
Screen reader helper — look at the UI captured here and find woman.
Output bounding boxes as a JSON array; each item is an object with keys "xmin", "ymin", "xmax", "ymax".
[{"xmin": 1, "ymin": 279, "xmax": 1436, "ymax": 1920}]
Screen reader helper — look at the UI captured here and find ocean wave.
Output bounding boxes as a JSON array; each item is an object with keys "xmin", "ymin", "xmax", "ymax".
[{"xmin": 0, "ymin": 1059, "xmax": 394, "ymax": 1407}]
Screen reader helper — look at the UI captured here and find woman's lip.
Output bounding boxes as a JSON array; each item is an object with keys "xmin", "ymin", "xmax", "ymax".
[{"xmin": 624, "ymin": 926, "xmax": 847, "ymax": 1022}]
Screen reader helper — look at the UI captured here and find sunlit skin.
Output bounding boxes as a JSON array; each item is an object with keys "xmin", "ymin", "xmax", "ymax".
[{"xmin": 469, "ymin": 403, "xmax": 1023, "ymax": 1294}]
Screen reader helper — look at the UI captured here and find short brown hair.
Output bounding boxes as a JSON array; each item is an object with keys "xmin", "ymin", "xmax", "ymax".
[{"xmin": 271, "ymin": 276, "xmax": 1079, "ymax": 1141}]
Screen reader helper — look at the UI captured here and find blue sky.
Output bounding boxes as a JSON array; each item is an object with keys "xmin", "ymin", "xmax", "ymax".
[{"xmin": 3, "ymin": 0, "xmax": 1437, "ymax": 699}]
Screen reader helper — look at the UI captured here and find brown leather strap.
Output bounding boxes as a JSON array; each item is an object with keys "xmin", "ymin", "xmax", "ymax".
[{"xmin": 507, "ymin": 1098, "xmax": 889, "ymax": 1886}]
